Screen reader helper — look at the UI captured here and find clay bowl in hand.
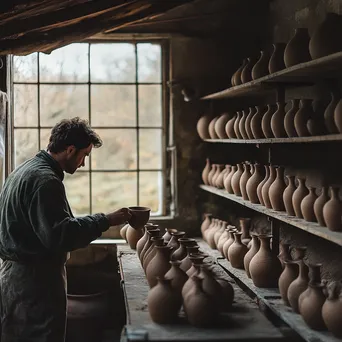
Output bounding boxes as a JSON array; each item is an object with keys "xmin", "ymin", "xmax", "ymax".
[{"xmin": 128, "ymin": 206, "xmax": 151, "ymax": 229}]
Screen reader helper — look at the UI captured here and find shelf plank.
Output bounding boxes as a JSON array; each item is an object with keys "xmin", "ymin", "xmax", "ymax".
[
  {"xmin": 201, "ymin": 51, "xmax": 342, "ymax": 100},
  {"xmin": 204, "ymin": 134, "xmax": 342, "ymax": 144},
  {"xmin": 199, "ymin": 185, "xmax": 342, "ymax": 247}
]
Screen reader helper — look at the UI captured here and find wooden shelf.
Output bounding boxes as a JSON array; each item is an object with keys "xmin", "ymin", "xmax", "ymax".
[
  {"xmin": 201, "ymin": 52, "xmax": 342, "ymax": 100},
  {"xmin": 204, "ymin": 134, "xmax": 342, "ymax": 144},
  {"xmin": 199, "ymin": 185, "xmax": 342, "ymax": 247}
]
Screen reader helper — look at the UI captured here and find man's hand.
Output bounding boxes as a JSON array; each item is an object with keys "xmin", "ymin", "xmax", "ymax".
[{"xmin": 106, "ymin": 207, "xmax": 132, "ymax": 226}]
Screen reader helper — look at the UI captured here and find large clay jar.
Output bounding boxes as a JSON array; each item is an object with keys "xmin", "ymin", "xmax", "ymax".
[
  {"xmin": 167, "ymin": 231, "xmax": 186, "ymax": 253},
  {"xmin": 324, "ymin": 91, "xmax": 340, "ymax": 134},
  {"xmin": 240, "ymin": 218, "xmax": 252, "ymax": 246},
  {"xmin": 245, "ymin": 107, "xmax": 257, "ymax": 139},
  {"xmin": 202, "ymin": 158, "xmax": 211, "ymax": 185},
  {"xmin": 262, "ymin": 165, "xmax": 277, "ymax": 209},
  {"xmin": 251, "ymin": 105, "xmax": 266, "ymax": 139},
  {"xmin": 246, "ymin": 163, "xmax": 264, "ymax": 204},
  {"xmin": 323, "ymin": 187, "xmax": 342, "ymax": 231},
  {"xmin": 294, "ymin": 99, "xmax": 312, "ymax": 137},
  {"xmin": 271, "ymin": 102, "xmax": 287, "ymax": 138},
  {"xmin": 240, "ymin": 163, "xmax": 252, "ymax": 200},
  {"xmin": 172, "ymin": 238, "xmax": 197, "ymax": 261},
  {"xmin": 252, "ymin": 50, "xmax": 270, "ymax": 80},
  {"xmin": 147, "ymin": 277, "xmax": 182, "ymax": 323},
  {"xmin": 284, "ymin": 99, "xmax": 300, "ymax": 137},
  {"xmin": 224, "ymin": 165, "xmax": 236, "ymax": 194},
  {"xmin": 239, "ymin": 109, "xmax": 249, "ymax": 140},
  {"xmin": 208, "ymin": 117, "xmax": 219, "ymax": 139},
  {"xmin": 165, "ymin": 260, "xmax": 189, "ymax": 294},
  {"xmin": 201, "ymin": 214, "xmax": 212, "ymax": 240},
  {"xmin": 322, "ymin": 281, "xmax": 342, "ymax": 338},
  {"xmin": 262, "ymin": 104, "xmax": 277, "ymax": 138},
  {"xmin": 225, "ymin": 114, "xmax": 237, "ymax": 138},
  {"xmin": 334, "ymin": 98, "xmax": 342, "ymax": 134},
  {"xmin": 284, "ymin": 28, "xmax": 311, "ymax": 67},
  {"xmin": 241, "ymin": 57, "xmax": 254, "ymax": 84},
  {"xmin": 244, "ymin": 234, "xmax": 260, "ymax": 278},
  {"xmin": 223, "ymin": 227, "xmax": 237, "ymax": 260},
  {"xmin": 137, "ymin": 225, "xmax": 159, "ymax": 259},
  {"xmin": 269, "ymin": 166, "xmax": 286, "ymax": 211},
  {"xmin": 233, "ymin": 59, "xmax": 247, "ymax": 86},
  {"xmin": 249, "ymin": 234, "xmax": 282, "ymax": 288},
  {"xmin": 214, "ymin": 113, "xmax": 230, "ymax": 139},
  {"xmin": 269, "ymin": 43, "xmax": 286, "ymax": 73},
  {"xmin": 309, "ymin": 12, "xmax": 342, "ymax": 59},
  {"xmin": 314, "ymin": 187, "xmax": 329, "ymax": 227},
  {"xmin": 196, "ymin": 115, "xmax": 211, "ymax": 140},
  {"xmin": 278, "ymin": 260, "xmax": 299, "ymax": 306},
  {"xmin": 228, "ymin": 232, "xmax": 249, "ymax": 269},
  {"xmin": 283, "ymin": 175, "xmax": 297, "ymax": 216},
  {"xmin": 257, "ymin": 165, "xmax": 270, "ymax": 206},
  {"xmin": 231, "ymin": 163, "xmax": 244, "ymax": 196},
  {"xmin": 234, "ymin": 112, "xmax": 243, "ymax": 139},
  {"xmin": 292, "ymin": 178, "xmax": 309, "ymax": 219},
  {"xmin": 126, "ymin": 225, "xmax": 144, "ymax": 250},
  {"xmin": 301, "ymin": 187, "xmax": 318, "ymax": 222},
  {"xmin": 287, "ymin": 259, "xmax": 309, "ymax": 313}
]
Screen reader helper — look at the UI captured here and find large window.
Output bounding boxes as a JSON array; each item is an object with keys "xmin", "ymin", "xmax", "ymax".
[{"xmin": 12, "ymin": 41, "xmax": 168, "ymax": 216}]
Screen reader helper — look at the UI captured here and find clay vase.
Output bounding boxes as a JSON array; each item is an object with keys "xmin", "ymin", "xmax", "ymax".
[
  {"xmin": 249, "ymin": 235, "xmax": 282, "ymax": 288},
  {"xmin": 322, "ymin": 281, "xmax": 342, "ymax": 338},
  {"xmin": 269, "ymin": 166, "xmax": 286, "ymax": 211},
  {"xmin": 231, "ymin": 163, "xmax": 244, "ymax": 196},
  {"xmin": 262, "ymin": 104, "xmax": 277, "ymax": 138},
  {"xmin": 301, "ymin": 187, "xmax": 318, "ymax": 222},
  {"xmin": 241, "ymin": 57, "xmax": 254, "ymax": 84},
  {"xmin": 146, "ymin": 245, "xmax": 173, "ymax": 288},
  {"xmin": 223, "ymin": 228, "xmax": 237, "ymax": 260},
  {"xmin": 278, "ymin": 260, "xmax": 299, "ymax": 306},
  {"xmin": 137, "ymin": 225, "xmax": 159, "ymax": 259},
  {"xmin": 324, "ymin": 91, "xmax": 340, "ymax": 134},
  {"xmin": 269, "ymin": 43, "xmax": 286, "ymax": 73},
  {"xmin": 208, "ymin": 117, "xmax": 219, "ymax": 139},
  {"xmin": 284, "ymin": 99, "xmax": 300, "ymax": 137},
  {"xmin": 334, "ymin": 98, "xmax": 342, "ymax": 134},
  {"xmin": 223, "ymin": 164, "xmax": 232, "ymax": 184},
  {"xmin": 244, "ymin": 234, "xmax": 260, "ymax": 278},
  {"xmin": 233, "ymin": 59, "xmax": 247, "ymax": 86},
  {"xmin": 287, "ymin": 259, "xmax": 309, "ymax": 313},
  {"xmin": 180, "ymin": 246, "xmax": 201, "ymax": 272},
  {"xmin": 283, "ymin": 175, "xmax": 297, "ymax": 216},
  {"xmin": 214, "ymin": 113, "xmax": 230, "ymax": 139},
  {"xmin": 292, "ymin": 178, "xmax": 309, "ymax": 219},
  {"xmin": 294, "ymin": 99, "xmax": 312, "ymax": 137},
  {"xmin": 162, "ymin": 228, "xmax": 177, "ymax": 243},
  {"xmin": 198, "ymin": 266, "xmax": 222, "ymax": 307},
  {"xmin": 207, "ymin": 164, "xmax": 216, "ymax": 186},
  {"xmin": 234, "ymin": 112, "xmax": 243, "ymax": 139},
  {"xmin": 262, "ymin": 165, "xmax": 276, "ymax": 208},
  {"xmin": 323, "ymin": 187, "xmax": 342, "ymax": 231},
  {"xmin": 201, "ymin": 214, "xmax": 212, "ymax": 240},
  {"xmin": 225, "ymin": 114, "xmax": 237, "ymax": 138},
  {"xmin": 143, "ymin": 237, "xmax": 165, "ymax": 272},
  {"xmin": 245, "ymin": 107, "xmax": 257, "ymax": 139},
  {"xmin": 313, "ymin": 187, "xmax": 329, "ymax": 227},
  {"xmin": 182, "ymin": 265, "xmax": 200, "ymax": 299},
  {"xmin": 213, "ymin": 221, "xmax": 226, "ymax": 247},
  {"xmin": 246, "ymin": 163, "xmax": 264, "ymax": 204},
  {"xmin": 240, "ymin": 218, "xmax": 252, "ymax": 246},
  {"xmin": 126, "ymin": 225, "xmax": 144, "ymax": 250},
  {"xmin": 215, "ymin": 277, "xmax": 234, "ymax": 311},
  {"xmin": 120, "ymin": 224, "xmax": 129, "ymax": 241},
  {"xmin": 271, "ymin": 102, "xmax": 287, "ymax": 138},
  {"xmin": 211, "ymin": 164, "xmax": 222, "ymax": 187},
  {"xmin": 257, "ymin": 165, "xmax": 270, "ymax": 206},
  {"xmin": 309, "ymin": 12, "xmax": 342, "ymax": 59},
  {"xmin": 164, "ymin": 260, "xmax": 189, "ymax": 294},
  {"xmin": 217, "ymin": 229, "xmax": 230, "ymax": 256},
  {"xmin": 140, "ymin": 230, "xmax": 161, "ymax": 264},
  {"xmin": 228, "ymin": 232, "xmax": 248, "ymax": 269},
  {"xmin": 172, "ymin": 238, "xmax": 197, "ymax": 261},
  {"xmin": 205, "ymin": 220, "xmax": 218, "ymax": 249},
  {"xmin": 224, "ymin": 165, "xmax": 236, "ymax": 194},
  {"xmin": 252, "ymin": 50, "xmax": 270, "ymax": 80},
  {"xmin": 201, "ymin": 158, "xmax": 211, "ymax": 185},
  {"xmin": 251, "ymin": 105, "xmax": 266, "ymax": 139},
  {"xmin": 292, "ymin": 246, "xmax": 307, "ymax": 261},
  {"xmin": 186, "ymin": 255, "xmax": 206, "ymax": 278},
  {"xmin": 284, "ymin": 28, "xmax": 311, "ymax": 67},
  {"xmin": 167, "ymin": 231, "xmax": 186, "ymax": 253},
  {"xmin": 278, "ymin": 242, "xmax": 292, "ymax": 269},
  {"xmin": 147, "ymin": 277, "xmax": 182, "ymax": 323},
  {"xmin": 238, "ymin": 109, "xmax": 249, "ymax": 140},
  {"xmin": 215, "ymin": 165, "xmax": 226, "ymax": 189},
  {"xmin": 196, "ymin": 115, "xmax": 211, "ymax": 140},
  {"xmin": 240, "ymin": 163, "xmax": 252, "ymax": 200}
]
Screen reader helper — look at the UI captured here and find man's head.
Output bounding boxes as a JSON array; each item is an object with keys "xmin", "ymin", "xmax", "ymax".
[{"xmin": 47, "ymin": 117, "xmax": 102, "ymax": 174}]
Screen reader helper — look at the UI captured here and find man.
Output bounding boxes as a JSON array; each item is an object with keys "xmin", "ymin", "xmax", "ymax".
[{"xmin": 0, "ymin": 117, "xmax": 132, "ymax": 342}]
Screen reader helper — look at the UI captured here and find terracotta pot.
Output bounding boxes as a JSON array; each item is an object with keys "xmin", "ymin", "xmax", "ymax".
[
  {"xmin": 143, "ymin": 237, "xmax": 165, "ymax": 272},
  {"xmin": 214, "ymin": 165, "xmax": 226, "ymax": 189},
  {"xmin": 136, "ymin": 225, "xmax": 159, "ymax": 259},
  {"xmin": 208, "ymin": 117, "xmax": 219, "ymax": 139},
  {"xmin": 257, "ymin": 165, "xmax": 270, "ymax": 206},
  {"xmin": 278, "ymin": 241, "xmax": 292, "ymax": 268},
  {"xmin": 201, "ymin": 214, "xmax": 212, "ymax": 240},
  {"xmin": 283, "ymin": 175, "xmax": 296, "ymax": 216},
  {"xmin": 216, "ymin": 278, "xmax": 234, "ymax": 311},
  {"xmin": 292, "ymin": 178, "xmax": 309, "ymax": 219},
  {"xmin": 147, "ymin": 277, "xmax": 182, "ymax": 323},
  {"xmin": 245, "ymin": 107, "xmax": 257, "ymax": 139},
  {"xmin": 228, "ymin": 232, "xmax": 248, "ymax": 269},
  {"xmin": 167, "ymin": 231, "xmax": 186, "ymax": 253},
  {"xmin": 231, "ymin": 163, "xmax": 244, "ymax": 196},
  {"xmin": 225, "ymin": 114, "xmax": 237, "ymax": 139},
  {"xmin": 301, "ymin": 187, "xmax": 318, "ymax": 222},
  {"xmin": 271, "ymin": 102, "xmax": 287, "ymax": 138},
  {"xmin": 314, "ymin": 187, "xmax": 329, "ymax": 227},
  {"xmin": 120, "ymin": 224, "xmax": 129, "ymax": 241},
  {"xmin": 233, "ymin": 59, "xmax": 247, "ymax": 86},
  {"xmin": 214, "ymin": 113, "xmax": 230, "ymax": 139},
  {"xmin": 324, "ymin": 91, "xmax": 340, "ymax": 134},
  {"xmin": 241, "ymin": 57, "xmax": 254, "ymax": 84},
  {"xmin": 196, "ymin": 115, "xmax": 211, "ymax": 140},
  {"xmin": 294, "ymin": 99, "xmax": 312, "ymax": 137},
  {"xmin": 240, "ymin": 163, "xmax": 252, "ymax": 200},
  {"xmin": 243, "ymin": 234, "xmax": 260, "ymax": 278},
  {"xmin": 269, "ymin": 43, "xmax": 286, "ymax": 73},
  {"xmin": 140, "ymin": 230, "xmax": 162, "ymax": 264},
  {"xmin": 246, "ymin": 163, "xmax": 264, "ymax": 204},
  {"xmin": 323, "ymin": 187, "xmax": 342, "ymax": 231},
  {"xmin": 234, "ymin": 112, "xmax": 243, "ymax": 139},
  {"xmin": 251, "ymin": 105, "xmax": 266, "ymax": 139},
  {"xmin": 126, "ymin": 225, "xmax": 144, "ymax": 250},
  {"xmin": 202, "ymin": 158, "xmax": 211, "ymax": 185},
  {"xmin": 172, "ymin": 238, "xmax": 197, "ymax": 261},
  {"xmin": 252, "ymin": 50, "xmax": 270, "ymax": 80},
  {"xmin": 284, "ymin": 99, "xmax": 300, "ymax": 137},
  {"xmin": 240, "ymin": 218, "xmax": 252, "ymax": 246},
  {"xmin": 278, "ymin": 260, "xmax": 298, "ymax": 306},
  {"xmin": 128, "ymin": 206, "xmax": 151, "ymax": 229},
  {"xmin": 224, "ymin": 165, "xmax": 236, "ymax": 194},
  {"xmin": 262, "ymin": 104, "xmax": 276, "ymax": 138},
  {"xmin": 269, "ymin": 166, "xmax": 286, "ymax": 211},
  {"xmin": 334, "ymin": 98, "xmax": 342, "ymax": 134},
  {"xmin": 284, "ymin": 28, "xmax": 311, "ymax": 67},
  {"xmin": 162, "ymin": 228, "xmax": 177, "ymax": 243},
  {"xmin": 223, "ymin": 228, "xmax": 237, "ymax": 260}
]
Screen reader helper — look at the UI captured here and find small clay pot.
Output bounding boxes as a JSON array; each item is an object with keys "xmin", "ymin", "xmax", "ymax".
[{"xmin": 128, "ymin": 206, "xmax": 151, "ymax": 229}]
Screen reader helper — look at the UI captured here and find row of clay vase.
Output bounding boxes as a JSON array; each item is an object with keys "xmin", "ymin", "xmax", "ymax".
[
  {"xmin": 136, "ymin": 225, "xmax": 235, "ymax": 327},
  {"xmin": 202, "ymin": 159, "xmax": 342, "ymax": 232},
  {"xmin": 197, "ymin": 96, "xmax": 342, "ymax": 141},
  {"xmin": 230, "ymin": 12, "xmax": 342, "ymax": 87}
]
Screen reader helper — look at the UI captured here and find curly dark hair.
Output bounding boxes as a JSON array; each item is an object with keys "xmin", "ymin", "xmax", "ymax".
[{"xmin": 47, "ymin": 117, "xmax": 102, "ymax": 153}]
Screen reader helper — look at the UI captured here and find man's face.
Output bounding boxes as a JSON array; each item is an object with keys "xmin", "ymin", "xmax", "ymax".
[{"xmin": 64, "ymin": 144, "xmax": 93, "ymax": 174}]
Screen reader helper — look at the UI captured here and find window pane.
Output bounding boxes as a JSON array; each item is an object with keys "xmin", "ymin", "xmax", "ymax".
[
  {"xmin": 91, "ymin": 85, "xmax": 136, "ymax": 126},
  {"xmin": 13, "ymin": 53, "xmax": 38, "ymax": 82},
  {"xmin": 40, "ymin": 85, "xmax": 88, "ymax": 126},
  {"xmin": 64, "ymin": 172, "xmax": 90, "ymax": 215},
  {"xmin": 90, "ymin": 43, "xmax": 135, "ymax": 83},
  {"xmin": 138, "ymin": 43, "xmax": 161, "ymax": 83},
  {"xmin": 91, "ymin": 129, "xmax": 137, "ymax": 170},
  {"xmin": 39, "ymin": 44, "xmax": 88, "ymax": 82},
  {"xmin": 139, "ymin": 171, "xmax": 162, "ymax": 213},
  {"xmin": 14, "ymin": 129, "xmax": 38, "ymax": 167},
  {"xmin": 13, "ymin": 85, "xmax": 38, "ymax": 127},
  {"xmin": 138, "ymin": 85, "xmax": 162, "ymax": 127},
  {"xmin": 91, "ymin": 172, "xmax": 137, "ymax": 213},
  {"xmin": 139, "ymin": 129, "xmax": 162, "ymax": 169}
]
